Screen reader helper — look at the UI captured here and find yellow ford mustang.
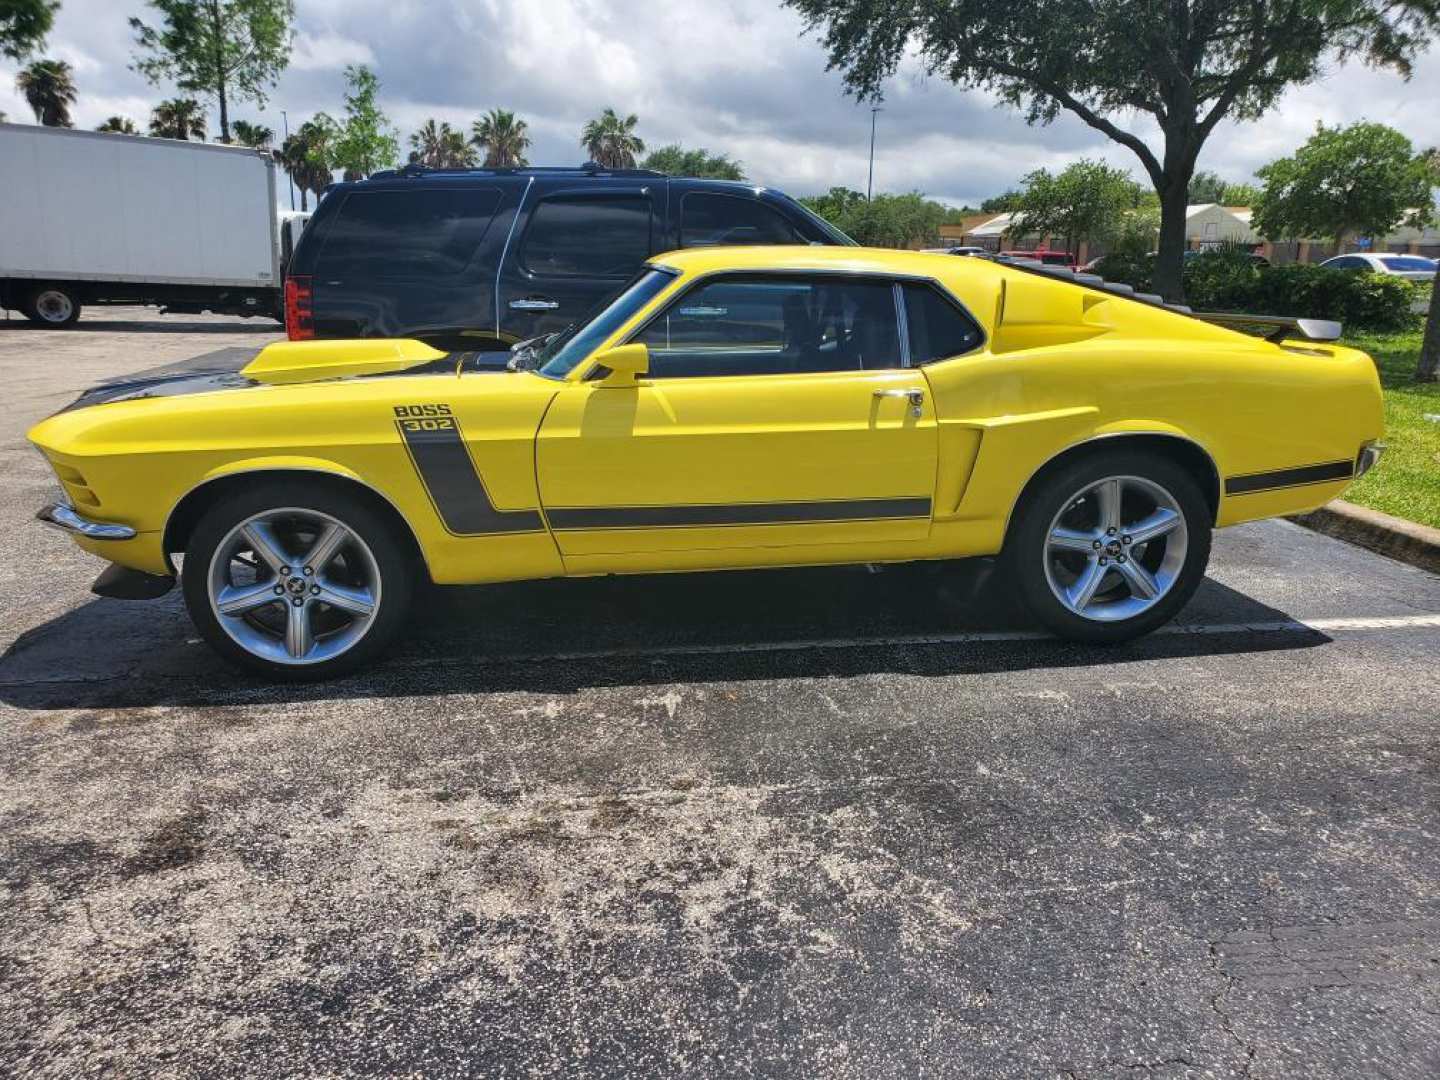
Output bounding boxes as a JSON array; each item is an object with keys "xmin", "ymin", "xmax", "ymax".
[{"xmin": 30, "ymin": 246, "xmax": 1383, "ymax": 679}]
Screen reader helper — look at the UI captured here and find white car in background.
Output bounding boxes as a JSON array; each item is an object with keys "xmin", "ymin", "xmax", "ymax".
[{"xmin": 1319, "ymin": 252, "xmax": 1437, "ymax": 281}]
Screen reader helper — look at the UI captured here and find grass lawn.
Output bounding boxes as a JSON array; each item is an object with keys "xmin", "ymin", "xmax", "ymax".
[{"xmin": 1342, "ymin": 329, "xmax": 1440, "ymax": 529}]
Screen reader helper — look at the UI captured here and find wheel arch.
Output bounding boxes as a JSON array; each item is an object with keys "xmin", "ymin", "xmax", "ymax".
[
  {"xmin": 163, "ymin": 464, "xmax": 431, "ymax": 581},
  {"xmin": 1005, "ymin": 430, "xmax": 1221, "ymax": 545}
]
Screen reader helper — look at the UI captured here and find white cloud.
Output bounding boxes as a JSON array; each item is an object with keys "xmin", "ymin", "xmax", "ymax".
[
  {"xmin": 1, "ymin": 0, "xmax": 1436, "ymax": 205},
  {"xmin": 288, "ymin": 32, "xmax": 375, "ymax": 73}
]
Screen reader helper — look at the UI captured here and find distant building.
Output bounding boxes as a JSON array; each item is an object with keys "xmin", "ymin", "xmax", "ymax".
[{"xmin": 939, "ymin": 201, "xmax": 1439, "ymax": 263}]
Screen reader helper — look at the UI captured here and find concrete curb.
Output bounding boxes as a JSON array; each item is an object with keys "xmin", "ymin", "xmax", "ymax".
[{"xmin": 1289, "ymin": 499, "xmax": 1440, "ymax": 575}]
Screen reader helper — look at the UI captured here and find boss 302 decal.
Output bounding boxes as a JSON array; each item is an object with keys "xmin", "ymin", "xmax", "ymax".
[{"xmin": 393, "ymin": 405, "xmax": 544, "ymax": 535}]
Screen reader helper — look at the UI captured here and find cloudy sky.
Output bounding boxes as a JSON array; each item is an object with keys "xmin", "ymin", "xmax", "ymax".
[{"xmin": 3, "ymin": 0, "xmax": 1438, "ymax": 208}]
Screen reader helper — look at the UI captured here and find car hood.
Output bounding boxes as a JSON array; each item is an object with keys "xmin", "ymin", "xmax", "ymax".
[{"xmin": 59, "ymin": 339, "xmax": 510, "ymax": 413}]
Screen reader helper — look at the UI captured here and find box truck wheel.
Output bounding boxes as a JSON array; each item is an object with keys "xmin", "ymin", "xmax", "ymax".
[{"xmin": 23, "ymin": 286, "xmax": 82, "ymax": 328}]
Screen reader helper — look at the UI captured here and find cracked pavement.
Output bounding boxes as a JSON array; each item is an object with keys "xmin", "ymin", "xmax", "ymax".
[{"xmin": 3, "ymin": 310, "xmax": 1440, "ymax": 1078}]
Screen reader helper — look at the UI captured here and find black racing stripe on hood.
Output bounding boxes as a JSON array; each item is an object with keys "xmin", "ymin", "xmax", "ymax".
[
  {"xmin": 58, "ymin": 346, "xmax": 514, "ymax": 415},
  {"xmin": 60, "ymin": 346, "xmax": 264, "ymax": 413}
]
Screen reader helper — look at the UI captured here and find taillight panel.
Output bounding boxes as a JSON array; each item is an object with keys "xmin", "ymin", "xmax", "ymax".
[{"xmin": 285, "ymin": 275, "xmax": 314, "ymax": 340}]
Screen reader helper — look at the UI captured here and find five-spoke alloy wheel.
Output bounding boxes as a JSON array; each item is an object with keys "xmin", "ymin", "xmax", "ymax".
[
  {"xmin": 1008, "ymin": 450, "xmax": 1211, "ymax": 643},
  {"xmin": 183, "ymin": 482, "xmax": 414, "ymax": 680}
]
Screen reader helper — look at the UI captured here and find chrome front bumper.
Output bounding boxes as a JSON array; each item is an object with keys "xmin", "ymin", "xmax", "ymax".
[{"xmin": 36, "ymin": 503, "xmax": 136, "ymax": 541}]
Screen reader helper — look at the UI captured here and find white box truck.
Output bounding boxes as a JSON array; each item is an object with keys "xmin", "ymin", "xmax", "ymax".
[{"xmin": 0, "ymin": 122, "xmax": 309, "ymax": 327}]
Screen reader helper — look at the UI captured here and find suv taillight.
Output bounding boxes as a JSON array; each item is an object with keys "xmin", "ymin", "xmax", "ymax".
[{"xmin": 285, "ymin": 275, "xmax": 314, "ymax": 339}]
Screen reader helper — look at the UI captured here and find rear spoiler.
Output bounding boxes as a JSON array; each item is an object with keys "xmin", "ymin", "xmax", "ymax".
[
  {"xmin": 982, "ymin": 254, "xmax": 1343, "ymax": 343},
  {"xmin": 1189, "ymin": 313, "xmax": 1343, "ymax": 343}
]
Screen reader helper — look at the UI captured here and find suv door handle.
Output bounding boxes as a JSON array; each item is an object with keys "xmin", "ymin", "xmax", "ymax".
[
  {"xmin": 509, "ymin": 298, "xmax": 559, "ymax": 311},
  {"xmin": 874, "ymin": 388, "xmax": 925, "ymax": 417}
]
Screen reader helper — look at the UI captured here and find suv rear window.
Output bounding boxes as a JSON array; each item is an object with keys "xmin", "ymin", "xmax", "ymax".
[
  {"xmin": 522, "ymin": 195, "xmax": 652, "ymax": 277},
  {"xmin": 315, "ymin": 188, "xmax": 501, "ymax": 279},
  {"xmin": 680, "ymin": 192, "xmax": 806, "ymax": 247}
]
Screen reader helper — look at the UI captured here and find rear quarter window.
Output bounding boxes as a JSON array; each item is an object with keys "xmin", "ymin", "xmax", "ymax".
[
  {"xmin": 314, "ymin": 187, "xmax": 502, "ymax": 280},
  {"xmin": 901, "ymin": 283, "xmax": 983, "ymax": 364}
]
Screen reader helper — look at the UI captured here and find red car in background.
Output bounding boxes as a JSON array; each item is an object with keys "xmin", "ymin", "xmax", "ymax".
[{"xmin": 999, "ymin": 248, "xmax": 1077, "ymax": 269}]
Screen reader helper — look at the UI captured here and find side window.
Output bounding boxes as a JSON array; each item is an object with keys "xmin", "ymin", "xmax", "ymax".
[
  {"xmin": 632, "ymin": 275, "xmax": 902, "ymax": 378},
  {"xmin": 901, "ymin": 283, "xmax": 984, "ymax": 365},
  {"xmin": 315, "ymin": 188, "xmax": 501, "ymax": 280},
  {"xmin": 680, "ymin": 193, "xmax": 806, "ymax": 248},
  {"xmin": 522, "ymin": 195, "xmax": 651, "ymax": 277}
]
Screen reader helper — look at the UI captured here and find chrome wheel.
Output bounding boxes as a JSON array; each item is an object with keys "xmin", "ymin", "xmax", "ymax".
[
  {"xmin": 206, "ymin": 507, "xmax": 381, "ymax": 666},
  {"xmin": 1043, "ymin": 475, "xmax": 1189, "ymax": 623},
  {"xmin": 34, "ymin": 289, "xmax": 75, "ymax": 323}
]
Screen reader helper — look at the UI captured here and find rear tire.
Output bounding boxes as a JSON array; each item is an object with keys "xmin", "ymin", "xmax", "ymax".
[
  {"xmin": 182, "ymin": 480, "xmax": 415, "ymax": 681},
  {"xmin": 22, "ymin": 285, "xmax": 82, "ymax": 328},
  {"xmin": 1005, "ymin": 450, "xmax": 1211, "ymax": 644}
]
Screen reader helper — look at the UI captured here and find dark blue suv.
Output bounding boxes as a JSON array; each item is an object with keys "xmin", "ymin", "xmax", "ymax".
[{"xmin": 284, "ymin": 164, "xmax": 853, "ymax": 349}]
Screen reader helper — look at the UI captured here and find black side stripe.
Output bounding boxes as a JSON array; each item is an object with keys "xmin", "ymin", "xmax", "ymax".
[
  {"xmin": 1225, "ymin": 460, "xmax": 1353, "ymax": 495},
  {"xmin": 396, "ymin": 419, "xmax": 544, "ymax": 535},
  {"xmin": 545, "ymin": 497, "xmax": 933, "ymax": 532}
]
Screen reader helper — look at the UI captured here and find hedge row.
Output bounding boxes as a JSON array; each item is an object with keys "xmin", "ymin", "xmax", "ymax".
[{"xmin": 1089, "ymin": 252, "xmax": 1422, "ymax": 332}]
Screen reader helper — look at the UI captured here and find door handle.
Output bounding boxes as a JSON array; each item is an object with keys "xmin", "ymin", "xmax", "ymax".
[
  {"xmin": 874, "ymin": 388, "xmax": 925, "ymax": 418},
  {"xmin": 509, "ymin": 298, "xmax": 559, "ymax": 311}
]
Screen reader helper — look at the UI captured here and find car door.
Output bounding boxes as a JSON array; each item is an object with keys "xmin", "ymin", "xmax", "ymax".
[
  {"xmin": 496, "ymin": 185, "xmax": 659, "ymax": 344},
  {"xmin": 535, "ymin": 273, "xmax": 939, "ymax": 562}
]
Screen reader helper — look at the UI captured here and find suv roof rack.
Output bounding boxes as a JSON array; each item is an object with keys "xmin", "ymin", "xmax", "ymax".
[
  {"xmin": 367, "ymin": 161, "xmax": 669, "ymax": 181},
  {"xmin": 979, "ymin": 254, "xmax": 1342, "ymax": 340}
]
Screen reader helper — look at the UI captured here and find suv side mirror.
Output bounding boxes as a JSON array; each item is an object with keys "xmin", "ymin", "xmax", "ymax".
[{"xmin": 592, "ymin": 343, "xmax": 649, "ymax": 387}]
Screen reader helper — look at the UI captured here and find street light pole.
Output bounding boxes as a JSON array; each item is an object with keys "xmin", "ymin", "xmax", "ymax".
[
  {"xmin": 867, "ymin": 106, "xmax": 882, "ymax": 202},
  {"xmin": 281, "ymin": 109, "xmax": 295, "ymax": 211}
]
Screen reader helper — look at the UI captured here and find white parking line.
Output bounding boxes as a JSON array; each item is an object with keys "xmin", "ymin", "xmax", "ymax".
[{"xmin": 432, "ymin": 612, "xmax": 1440, "ymax": 667}]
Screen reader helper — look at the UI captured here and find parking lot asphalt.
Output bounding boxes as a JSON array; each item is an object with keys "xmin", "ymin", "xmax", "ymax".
[{"xmin": 3, "ymin": 309, "xmax": 1440, "ymax": 1079}]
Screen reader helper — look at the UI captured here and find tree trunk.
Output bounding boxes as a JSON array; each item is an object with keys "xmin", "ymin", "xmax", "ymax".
[
  {"xmin": 211, "ymin": 0, "xmax": 229, "ymax": 143},
  {"xmin": 1417, "ymin": 283, "xmax": 1440, "ymax": 382},
  {"xmin": 299, "ymin": 188, "xmax": 308, "ymax": 213},
  {"xmin": 1152, "ymin": 179, "xmax": 1190, "ymax": 302}
]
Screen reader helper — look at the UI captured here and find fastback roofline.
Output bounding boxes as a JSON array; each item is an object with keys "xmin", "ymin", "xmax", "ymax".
[{"xmin": 982, "ymin": 254, "xmax": 1343, "ymax": 342}]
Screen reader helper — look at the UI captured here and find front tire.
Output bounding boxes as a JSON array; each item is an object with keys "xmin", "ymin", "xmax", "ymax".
[
  {"xmin": 22, "ymin": 285, "xmax": 82, "ymax": 327},
  {"xmin": 1006, "ymin": 450, "xmax": 1212, "ymax": 643},
  {"xmin": 182, "ymin": 481, "xmax": 415, "ymax": 680}
]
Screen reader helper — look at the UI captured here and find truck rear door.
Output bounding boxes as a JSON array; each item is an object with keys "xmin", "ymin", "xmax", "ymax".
[{"xmin": 496, "ymin": 184, "xmax": 660, "ymax": 345}]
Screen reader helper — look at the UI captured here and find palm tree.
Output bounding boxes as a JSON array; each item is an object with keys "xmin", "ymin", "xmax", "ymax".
[
  {"xmin": 16, "ymin": 59, "xmax": 76, "ymax": 127},
  {"xmin": 581, "ymin": 108, "xmax": 644, "ymax": 169},
  {"xmin": 231, "ymin": 120, "xmax": 274, "ymax": 150},
  {"xmin": 150, "ymin": 98, "xmax": 207, "ymax": 141},
  {"xmin": 280, "ymin": 119, "xmax": 335, "ymax": 211},
  {"xmin": 408, "ymin": 119, "xmax": 479, "ymax": 169},
  {"xmin": 96, "ymin": 116, "xmax": 140, "ymax": 135},
  {"xmin": 471, "ymin": 108, "xmax": 531, "ymax": 167}
]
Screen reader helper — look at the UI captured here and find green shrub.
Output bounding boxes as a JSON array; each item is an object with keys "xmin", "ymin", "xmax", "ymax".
[
  {"xmin": 1187, "ymin": 261, "xmax": 1417, "ymax": 331},
  {"xmin": 1089, "ymin": 252, "xmax": 1154, "ymax": 290}
]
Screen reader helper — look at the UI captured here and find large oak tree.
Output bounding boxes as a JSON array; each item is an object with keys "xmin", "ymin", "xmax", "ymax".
[{"xmin": 783, "ymin": 0, "xmax": 1440, "ymax": 301}]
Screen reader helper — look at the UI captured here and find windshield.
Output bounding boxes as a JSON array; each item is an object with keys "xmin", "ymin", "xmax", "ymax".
[{"xmin": 535, "ymin": 268, "xmax": 678, "ymax": 380}]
